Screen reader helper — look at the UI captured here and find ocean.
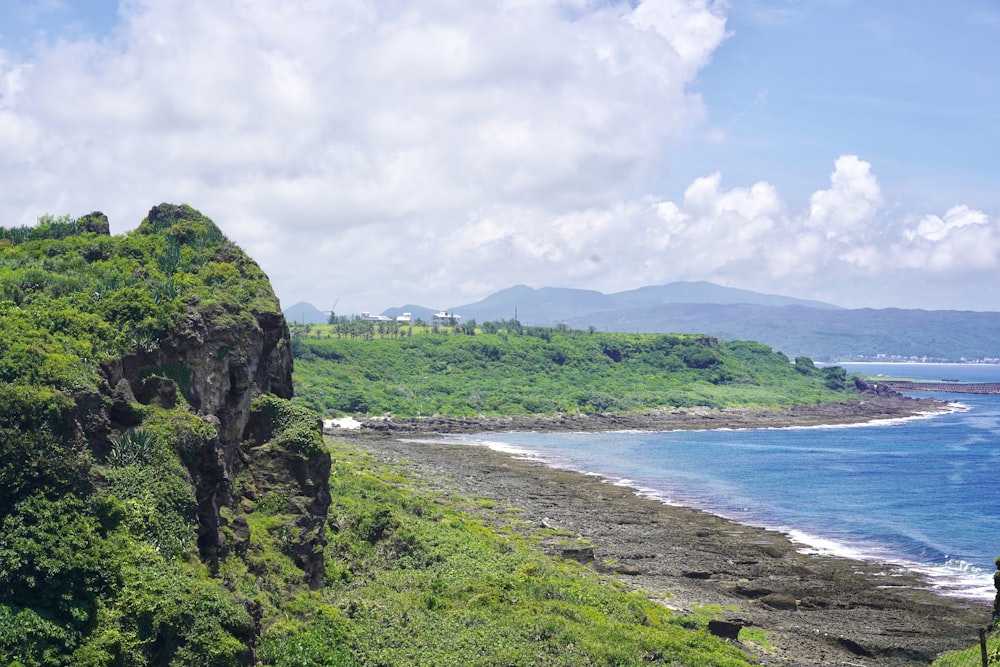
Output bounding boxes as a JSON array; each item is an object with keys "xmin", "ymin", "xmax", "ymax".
[{"xmin": 443, "ymin": 363, "xmax": 1000, "ymax": 601}]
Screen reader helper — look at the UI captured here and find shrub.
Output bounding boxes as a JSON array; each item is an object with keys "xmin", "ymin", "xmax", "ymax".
[
  {"xmin": 0, "ymin": 386, "xmax": 85, "ymax": 509},
  {"xmin": 251, "ymin": 394, "xmax": 324, "ymax": 456}
]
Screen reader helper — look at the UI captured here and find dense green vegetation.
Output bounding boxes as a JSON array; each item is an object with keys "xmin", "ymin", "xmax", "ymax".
[
  {"xmin": 0, "ymin": 207, "xmax": 277, "ymax": 392},
  {"xmin": 930, "ymin": 630, "xmax": 1000, "ymax": 667},
  {"xmin": 0, "ymin": 206, "xmax": 770, "ymax": 665},
  {"xmin": 291, "ymin": 323, "xmax": 855, "ymax": 417},
  {"xmin": 252, "ymin": 439, "xmax": 757, "ymax": 666},
  {"xmin": 0, "ymin": 206, "xmax": 300, "ymax": 665}
]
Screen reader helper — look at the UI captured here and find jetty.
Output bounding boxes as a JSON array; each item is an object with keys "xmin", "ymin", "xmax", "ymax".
[{"xmin": 883, "ymin": 381, "xmax": 1000, "ymax": 395}]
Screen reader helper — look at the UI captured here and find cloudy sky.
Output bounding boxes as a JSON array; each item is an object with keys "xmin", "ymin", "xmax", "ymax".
[{"xmin": 2, "ymin": 0, "xmax": 998, "ymax": 313}]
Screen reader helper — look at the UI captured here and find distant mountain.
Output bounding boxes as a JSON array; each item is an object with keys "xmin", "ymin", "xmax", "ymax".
[
  {"xmin": 284, "ymin": 301, "xmax": 328, "ymax": 324},
  {"xmin": 444, "ymin": 281, "xmax": 839, "ymax": 325},
  {"xmin": 610, "ymin": 281, "xmax": 840, "ymax": 311},
  {"xmin": 449, "ymin": 285, "xmax": 617, "ymax": 324}
]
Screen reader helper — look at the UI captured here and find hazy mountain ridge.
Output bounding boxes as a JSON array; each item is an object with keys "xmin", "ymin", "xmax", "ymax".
[
  {"xmin": 285, "ymin": 300, "xmax": 330, "ymax": 324},
  {"xmin": 288, "ymin": 281, "xmax": 1000, "ymax": 361},
  {"xmin": 445, "ymin": 281, "xmax": 839, "ymax": 324}
]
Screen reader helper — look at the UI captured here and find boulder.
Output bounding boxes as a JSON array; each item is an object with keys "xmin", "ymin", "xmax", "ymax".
[{"xmin": 707, "ymin": 619, "xmax": 743, "ymax": 640}]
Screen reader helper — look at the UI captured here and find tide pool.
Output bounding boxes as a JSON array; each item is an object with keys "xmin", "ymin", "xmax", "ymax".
[{"xmin": 447, "ymin": 364, "xmax": 1000, "ymax": 600}]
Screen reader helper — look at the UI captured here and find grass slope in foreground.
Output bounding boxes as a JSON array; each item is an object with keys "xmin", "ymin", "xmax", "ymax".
[
  {"xmin": 259, "ymin": 437, "xmax": 757, "ymax": 666},
  {"xmin": 291, "ymin": 324, "xmax": 855, "ymax": 417}
]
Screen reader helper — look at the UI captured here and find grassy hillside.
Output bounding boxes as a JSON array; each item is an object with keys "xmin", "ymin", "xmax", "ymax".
[
  {"xmin": 258, "ymin": 438, "xmax": 756, "ymax": 666},
  {"xmin": 291, "ymin": 323, "xmax": 854, "ymax": 418}
]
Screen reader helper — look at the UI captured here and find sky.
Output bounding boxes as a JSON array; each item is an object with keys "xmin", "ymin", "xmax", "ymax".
[{"xmin": 1, "ymin": 0, "xmax": 998, "ymax": 314}]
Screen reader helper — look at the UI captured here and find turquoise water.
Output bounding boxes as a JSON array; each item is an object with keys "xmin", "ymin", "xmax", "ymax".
[{"xmin": 446, "ymin": 363, "xmax": 1000, "ymax": 600}]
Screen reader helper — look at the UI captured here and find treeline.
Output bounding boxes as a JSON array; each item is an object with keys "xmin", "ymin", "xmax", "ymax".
[{"xmin": 292, "ymin": 327, "xmax": 854, "ymax": 417}]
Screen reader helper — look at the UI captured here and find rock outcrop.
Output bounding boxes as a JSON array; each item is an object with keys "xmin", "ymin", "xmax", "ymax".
[{"xmin": 94, "ymin": 204, "xmax": 330, "ymax": 586}]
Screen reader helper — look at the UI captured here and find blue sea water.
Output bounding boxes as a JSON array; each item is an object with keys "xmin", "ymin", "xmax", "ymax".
[{"xmin": 441, "ymin": 363, "xmax": 1000, "ymax": 600}]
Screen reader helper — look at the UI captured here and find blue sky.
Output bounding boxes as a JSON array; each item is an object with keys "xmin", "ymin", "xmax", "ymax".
[
  {"xmin": 0, "ymin": 0, "xmax": 119, "ymax": 53},
  {"xmin": 1, "ymin": 0, "xmax": 998, "ymax": 313},
  {"xmin": 674, "ymin": 1, "xmax": 1000, "ymax": 214}
]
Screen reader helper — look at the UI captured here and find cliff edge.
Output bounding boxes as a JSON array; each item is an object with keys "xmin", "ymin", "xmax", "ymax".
[{"xmin": 0, "ymin": 204, "xmax": 329, "ymax": 664}]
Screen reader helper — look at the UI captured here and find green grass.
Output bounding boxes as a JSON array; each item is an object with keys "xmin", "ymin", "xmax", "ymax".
[
  {"xmin": 291, "ymin": 328, "xmax": 856, "ymax": 418},
  {"xmin": 930, "ymin": 629, "xmax": 999, "ymax": 666},
  {"xmin": 253, "ymin": 437, "xmax": 759, "ymax": 666}
]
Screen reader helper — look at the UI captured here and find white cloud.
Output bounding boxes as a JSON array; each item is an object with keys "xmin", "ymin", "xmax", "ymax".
[
  {"xmin": 0, "ymin": 0, "xmax": 730, "ymax": 304},
  {"xmin": 905, "ymin": 205, "xmax": 990, "ymax": 243},
  {"xmin": 641, "ymin": 156, "xmax": 1000, "ymax": 305},
  {"xmin": 0, "ymin": 0, "xmax": 997, "ymax": 312},
  {"xmin": 805, "ymin": 155, "xmax": 883, "ymax": 241},
  {"xmin": 895, "ymin": 205, "xmax": 1000, "ymax": 273}
]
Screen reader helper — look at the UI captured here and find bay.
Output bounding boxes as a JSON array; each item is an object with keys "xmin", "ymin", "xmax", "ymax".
[{"xmin": 446, "ymin": 363, "xmax": 1000, "ymax": 600}]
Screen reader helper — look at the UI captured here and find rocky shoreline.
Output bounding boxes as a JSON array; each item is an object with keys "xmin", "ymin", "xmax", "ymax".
[
  {"xmin": 336, "ymin": 395, "xmax": 993, "ymax": 666},
  {"xmin": 338, "ymin": 394, "xmax": 951, "ymax": 436}
]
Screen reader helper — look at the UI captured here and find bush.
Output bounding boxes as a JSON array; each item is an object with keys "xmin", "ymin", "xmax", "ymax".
[
  {"xmin": 107, "ymin": 428, "xmax": 156, "ymax": 467},
  {"xmin": 251, "ymin": 394, "xmax": 324, "ymax": 456},
  {"xmin": 0, "ymin": 386, "xmax": 86, "ymax": 509},
  {"xmin": 0, "ymin": 495, "xmax": 110, "ymax": 636}
]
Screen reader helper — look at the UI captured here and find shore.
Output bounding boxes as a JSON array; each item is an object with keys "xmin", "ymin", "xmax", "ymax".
[{"xmin": 336, "ymin": 396, "xmax": 993, "ymax": 666}]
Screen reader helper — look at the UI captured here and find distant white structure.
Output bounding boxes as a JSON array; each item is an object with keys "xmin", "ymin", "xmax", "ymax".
[
  {"xmin": 396, "ymin": 312, "xmax": 412, "ymax": 323},
  {"xmin": 360, "ymin": 311, "xmax": 392, "ymax": 322},
  {"xmin": 431, "ymin": 310, "xmax": 461, "ymax": 326}
]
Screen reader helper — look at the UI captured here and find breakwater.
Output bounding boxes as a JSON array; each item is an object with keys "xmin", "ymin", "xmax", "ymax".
[{"xmin": 884, "ymin": 381, "xmax": 1000, "ymax": 394}]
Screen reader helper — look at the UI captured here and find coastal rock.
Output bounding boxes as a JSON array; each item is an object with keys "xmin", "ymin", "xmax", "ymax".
[
  {"xmin": 708, "ymin": 619, "xmax": 743, "ymax": 640},
  {"xmin": 245, "ymin": 440, "xmax": 331, "ymax": 586},
  {"xmin": 832, "ymin": 636, "xmax": 874, "ymax": 658},
  {"xmin": 77, "ymin": 211, "xmax": 111, "ymax": 235},
  {"xmin": 353, "ymin": 394, "xmax": 947, "ymax": 435},
  {"xmin": 681, "ymin": 570, "xmax": 713, "ymax": 580},
  {"xmin": 761, "ymin": 592, "xmax": 799, "ymax": 611},
  {"xmin": 560, "ymin": 546, "xmax": 595, "ymax": 563},
  {"xmin": 92, "ymin": 205, "xmax": 329, "ymax": 584},
  {"xmin": 137, "ymin": 375, "xmax": 178, "ymax": 409}
]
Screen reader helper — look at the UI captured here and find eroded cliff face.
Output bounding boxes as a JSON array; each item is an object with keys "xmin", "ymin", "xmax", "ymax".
[{"xmin": 94, "ymin": 204, "xmax": 330, "ymax": 587}]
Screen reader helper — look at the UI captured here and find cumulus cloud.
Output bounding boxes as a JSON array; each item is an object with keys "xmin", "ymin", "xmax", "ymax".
[
  {"xmin": 642, "ymin": 155, "xmax": 1000, "ymax": 304},
  {"xmin": 0, "ymin": 0, "xmax": 730, "ymax": 306},
  {"xmin": 896, "ymin": 205, "xmax": 1000, "ymax": 273},
  {"xmin": 805, "ymin": 155, "xmax": 883, "ymax": 241},
  {"xmin": 0, "ymin": 0, "xmax": 997, "ymax": 312}
]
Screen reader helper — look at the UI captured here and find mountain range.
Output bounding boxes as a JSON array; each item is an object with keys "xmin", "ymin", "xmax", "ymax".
[{"xmin": 286, "ymin": 281, "xmax": 1000, "ymax": 362}]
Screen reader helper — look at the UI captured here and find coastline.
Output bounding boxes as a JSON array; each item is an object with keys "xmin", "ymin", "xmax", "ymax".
[
  {"xmin": 344, "ymin": 395, "xmax": 952, "ymax": 435},
  {"xmin": 335, "ymin": 395, "xmax": 993, "ymax": 665}
]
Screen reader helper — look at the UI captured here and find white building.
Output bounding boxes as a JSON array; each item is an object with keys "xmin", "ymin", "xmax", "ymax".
[{"xmin": 431, "ymin": 311, "xmax": 461, "ymax": 326}]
